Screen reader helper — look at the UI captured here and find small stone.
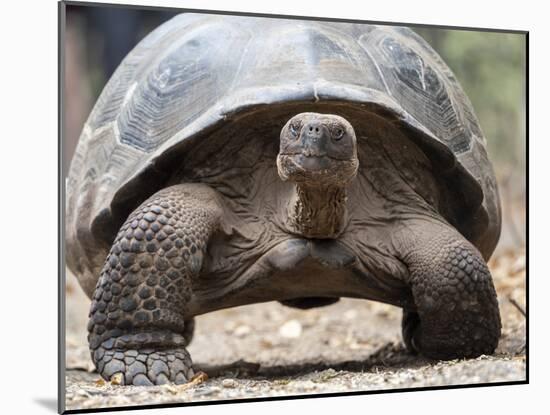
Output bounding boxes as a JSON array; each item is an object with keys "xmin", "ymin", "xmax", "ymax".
[
  {"xmin": 222, "ymin": 378, "xmax": 238, "ymax": 388},
  {"xmin": 94, "ymin": 378, "xmax": 106, "ymax": 387},
  {"xmin": 110, "ymin": 372, "xmax": 124, "ymax": 385},
  {"xmin": 234, "ymin": 325, "xmax": 251, "ymax": 337},
  {"xmin": 344, "ymin": 309, "xmax": 357, "ymax": 320},
  {"xmin": 279, "ymin": 319, "xmax": 302, "ymax": 338},
  {"xmin": 195, "ymin": 386, "xmax": 221, "ymax": 396}
]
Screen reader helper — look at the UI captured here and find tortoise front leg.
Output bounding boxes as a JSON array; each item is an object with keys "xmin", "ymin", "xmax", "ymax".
[
  {"xmin": 87, "ymin": 184, "xmax": 222, "ymax": 385},
  {"xmin": 395, "ymin": 221, "xmax": 501, "ymax": 360}
]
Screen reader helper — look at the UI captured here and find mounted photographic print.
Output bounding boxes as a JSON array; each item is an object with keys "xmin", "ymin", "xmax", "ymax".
[{"xmin": 60, "ymin": 1, "xmax": 527, "ymax": 412}]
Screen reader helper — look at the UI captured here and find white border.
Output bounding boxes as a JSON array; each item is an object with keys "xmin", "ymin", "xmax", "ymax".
[{"xmin": 2, "ymin": 0, "xmax": 543, "ymax": 414}]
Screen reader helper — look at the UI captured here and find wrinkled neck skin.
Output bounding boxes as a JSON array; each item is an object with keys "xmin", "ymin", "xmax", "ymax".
[{"xmin": 286, "ymin": 182, "xmax": 348, "ymax": 239}]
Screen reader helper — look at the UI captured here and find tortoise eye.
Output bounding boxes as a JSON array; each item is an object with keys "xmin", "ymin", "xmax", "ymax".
[
  {"xmin": 289, "ymin": 123, "xmax": 300, "ymax": 138},
  {"xmin": 333, "ymin": 126, "xmax": 345, "ymax": 140}
]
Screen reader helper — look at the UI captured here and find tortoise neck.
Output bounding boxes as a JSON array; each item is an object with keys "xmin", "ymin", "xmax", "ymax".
[{"xmin": 286, "ymin": 183, "xmax": 349, "ymax": 239}]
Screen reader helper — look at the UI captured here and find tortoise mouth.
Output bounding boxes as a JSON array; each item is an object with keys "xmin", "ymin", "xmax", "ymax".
[
  {"xmin": 286, "ymin": 153, "xmax": 333, "ymax": 171},
  {"xmin": 276, "ymin": 153, "xmax": 359, "ymax": 185}
]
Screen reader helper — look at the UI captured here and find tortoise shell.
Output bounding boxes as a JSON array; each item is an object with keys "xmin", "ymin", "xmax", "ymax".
[{"xmin": 66, "ymin": 13, "xmax": 500, "ymax": 297}]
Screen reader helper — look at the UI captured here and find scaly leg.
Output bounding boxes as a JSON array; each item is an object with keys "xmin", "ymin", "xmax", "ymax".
[
  {"xmin": 87, "ymin": 184, "xmax": 222, "ymax": 385},
  {"xmin": 396, "ymin": 221, "xmax": 501, "ymax": 360}
]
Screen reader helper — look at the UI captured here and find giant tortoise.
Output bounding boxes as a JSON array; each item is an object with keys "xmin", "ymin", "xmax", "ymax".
[{"xmin": 66, "ymin": 14, "xmax": 502, "ymax": 386}]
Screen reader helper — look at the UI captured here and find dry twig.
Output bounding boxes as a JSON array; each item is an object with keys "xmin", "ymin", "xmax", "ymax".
[{"xmin": 508, "ymin": 297, "xmax": 526, "ymax": 317}]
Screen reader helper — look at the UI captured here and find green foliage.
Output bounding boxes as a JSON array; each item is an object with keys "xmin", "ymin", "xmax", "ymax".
[{"xmin": 414, "ymin": 28, "xmax": 526, "ymax": 172}]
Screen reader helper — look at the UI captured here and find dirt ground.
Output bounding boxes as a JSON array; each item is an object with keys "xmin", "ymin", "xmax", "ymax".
[{"xmin": 64, "ymin": 247, "xmax": 526, "ymax": 411}]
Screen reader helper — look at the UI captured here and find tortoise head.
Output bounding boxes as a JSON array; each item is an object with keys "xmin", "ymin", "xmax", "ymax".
[{"xmin": 277, "ymin": 113, "xmax": 359, "ymax": 186}]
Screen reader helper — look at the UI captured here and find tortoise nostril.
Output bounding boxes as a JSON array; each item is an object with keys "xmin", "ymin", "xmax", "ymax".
[
  {"xmin": 315, "ymin": 127, "xmax": 319, "ymax": 132},
  {"xmin": 309, "ymin": 127, "xmax": 313, "ymax": 132}
]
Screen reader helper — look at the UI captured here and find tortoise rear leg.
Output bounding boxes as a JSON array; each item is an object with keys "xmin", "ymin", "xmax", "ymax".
[
  {"xmin": 87, "ymin": 184, "xmax": 222, "ymax": 385},
  {"xmin": 395, "ymin": 221, "xmax": 501, "ymax": 360}
]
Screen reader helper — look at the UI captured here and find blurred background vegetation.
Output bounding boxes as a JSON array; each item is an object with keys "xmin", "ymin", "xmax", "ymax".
[
  {"xmin": 416, "ymin": 28, "xmax": 526, "ymax": 250},
  {"xmin": 416, "ymin": 28, "xmax": 526, "ymax": 174},
  {"xmin": 64, "ymin": 5, "xmax": 526, "ymax": 251}
]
